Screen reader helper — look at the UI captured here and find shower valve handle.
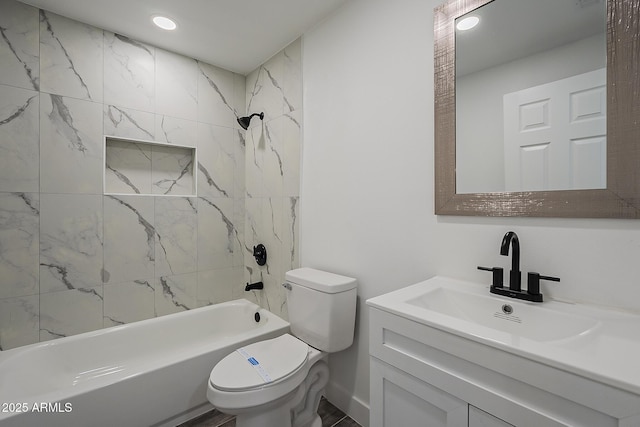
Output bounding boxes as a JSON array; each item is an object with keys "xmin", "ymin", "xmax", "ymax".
[{"xmin": 253, "ymin": 244, "xmax": 267, "ymax": 266}]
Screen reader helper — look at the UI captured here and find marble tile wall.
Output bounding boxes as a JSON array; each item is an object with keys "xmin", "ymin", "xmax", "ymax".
[
  {"xmin": 241, "ymin": 38, "xmax": 303, "ymax": 320},
  {"xmin": 0, "ymin": 0, "xmax": 247, "ymax": 350}
]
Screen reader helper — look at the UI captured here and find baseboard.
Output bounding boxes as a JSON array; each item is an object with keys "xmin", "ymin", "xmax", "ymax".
[{"xmin": 324, "ymin": 381, "xmax": 370, "ymax": 427}]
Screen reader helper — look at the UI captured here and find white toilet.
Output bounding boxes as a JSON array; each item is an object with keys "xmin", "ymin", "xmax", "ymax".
[{"xmin": 206, "ymin": 268, "xmax": 357, "ymax": 427}]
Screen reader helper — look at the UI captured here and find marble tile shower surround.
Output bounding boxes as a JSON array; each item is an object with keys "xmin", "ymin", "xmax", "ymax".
[
  {"xmin": 242, "ymin": 37, "xmax": 302, "ymax": 321},
  {"xmin": 0, "ymin": 0, "xmax": 303, "ymax": 351},
  {"xmin": 0, "ymin": 0, "xmax": 262, "ymax": 351}
]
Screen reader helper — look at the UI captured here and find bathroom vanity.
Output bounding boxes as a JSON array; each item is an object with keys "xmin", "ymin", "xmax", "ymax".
[{"xmin": 367, "ymin": 277, "xmax": 640, "ymax": 427}]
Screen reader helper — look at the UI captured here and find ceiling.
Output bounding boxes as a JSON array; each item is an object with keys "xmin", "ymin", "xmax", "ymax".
[{"xmin": 18, "ymin": 0, "xmax": 349, "ymax": 75}]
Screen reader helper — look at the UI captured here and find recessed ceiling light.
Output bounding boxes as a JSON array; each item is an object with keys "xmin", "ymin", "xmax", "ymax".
[
  {"xmin": 152, "ymin": 15, "xmax": 177, "ymax": 31},
  {"xmin": 456, "ymin": 16, "xmax": 479, "ymax": 31}
]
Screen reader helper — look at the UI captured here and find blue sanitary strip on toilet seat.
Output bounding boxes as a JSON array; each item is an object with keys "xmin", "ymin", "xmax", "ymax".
[{"xmin": 237, "ymin": 347, "xmax": 273, "ymax": 383}]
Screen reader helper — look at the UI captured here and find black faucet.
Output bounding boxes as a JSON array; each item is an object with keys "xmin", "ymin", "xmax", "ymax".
[
  {"xmin": 478, "ymin": 231, "xmax": 560, "ymax": 303},
  {"xmin": 500, "ymin": 231, "xmax": 521, "ymax": 292}
]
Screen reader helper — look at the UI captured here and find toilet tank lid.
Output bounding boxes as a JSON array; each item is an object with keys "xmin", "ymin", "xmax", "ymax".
[{"xmin": 285, "ymin": 268, "xmax": 357, "ymax": 293}]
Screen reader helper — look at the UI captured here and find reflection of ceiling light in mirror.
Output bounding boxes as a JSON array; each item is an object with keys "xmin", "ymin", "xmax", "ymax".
[
  {"xmin": 152, "ymin": 16, "xmax": 177, "ymax": 31},
  {"xmin": 456, "ymin": 16, "xmax": 479, "ymax": 31}
]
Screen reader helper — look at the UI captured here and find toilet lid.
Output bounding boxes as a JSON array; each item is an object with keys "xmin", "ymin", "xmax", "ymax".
[{"xmin": 210, "ymin": 334, "xmax": 309, "ymax": 392}]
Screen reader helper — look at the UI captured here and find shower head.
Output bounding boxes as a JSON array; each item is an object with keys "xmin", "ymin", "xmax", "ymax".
[{"xmin": 237, "ymin": 112, "xmax": 264, "ymax": 130}]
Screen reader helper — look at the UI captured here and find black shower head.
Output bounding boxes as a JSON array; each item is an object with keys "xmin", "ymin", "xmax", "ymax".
[{"xmin": 237, "ymin": 112, "xmax": 264, "ymax": 130}]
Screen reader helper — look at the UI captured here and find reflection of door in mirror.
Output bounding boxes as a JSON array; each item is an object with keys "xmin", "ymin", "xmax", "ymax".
[
  {"xmin": 503, "ymin": 68, "xmax": 606, "ymax": 192},
  {"xmin": 455, "ymin": 0, "xmax": 607, "ymax": 194}
]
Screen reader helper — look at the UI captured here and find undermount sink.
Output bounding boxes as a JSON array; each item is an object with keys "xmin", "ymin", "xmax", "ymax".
[{"xmin": 405, "ymin": 286, "xmax": 599, "ymax": 342}]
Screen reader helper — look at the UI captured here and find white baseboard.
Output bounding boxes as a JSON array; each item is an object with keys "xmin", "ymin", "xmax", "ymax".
[{"xmin": 324, "ymin": 381, "xmax": 370, "ymax": 427}]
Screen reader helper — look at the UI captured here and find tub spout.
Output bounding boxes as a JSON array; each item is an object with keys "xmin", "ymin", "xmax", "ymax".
[{"xmin": 245, "ymin": 281, "xmax": 264, "ymax": 291}]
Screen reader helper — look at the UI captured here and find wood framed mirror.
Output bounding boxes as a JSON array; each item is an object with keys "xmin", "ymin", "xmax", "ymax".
[{"xmin": 434, "ymin": 0, "xmax": 640, "ymax": 218}]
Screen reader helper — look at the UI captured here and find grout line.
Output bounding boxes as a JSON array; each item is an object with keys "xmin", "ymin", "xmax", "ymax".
[
  {"xmin": 330, "ymin": 415, "xmax": 347, "ymax": 427},
  {"xmin": 214, "ymin": 415, "xmax": 235, "ymax": 427}
]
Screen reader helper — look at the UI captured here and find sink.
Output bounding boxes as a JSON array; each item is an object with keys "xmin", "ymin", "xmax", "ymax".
[
  {"xmin": 367, "ymin": 276, "xmax": 640, "ymax": 399},
  {"xmin": 405, "ymin": 286, "xmax": 599, "ymax": 342}
]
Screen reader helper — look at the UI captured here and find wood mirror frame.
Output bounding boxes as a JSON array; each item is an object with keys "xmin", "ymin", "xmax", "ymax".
[{"xmin": 434, "ymin": 0, "xmax": 640, "ymax": 218}]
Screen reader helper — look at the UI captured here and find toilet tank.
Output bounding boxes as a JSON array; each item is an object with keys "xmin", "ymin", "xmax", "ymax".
[{"xmin": 284, "ymin": 268, "xmax": 357, "ymax": 353}]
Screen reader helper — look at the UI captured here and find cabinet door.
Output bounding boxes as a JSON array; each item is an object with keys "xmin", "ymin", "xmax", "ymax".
[
  {"xmin": 370, "ymin": 357, "xmax": 468, "ymax": 427},
  {"xmin": 469, "ymin": 406, "xmax": 514, "ymax": 427}
]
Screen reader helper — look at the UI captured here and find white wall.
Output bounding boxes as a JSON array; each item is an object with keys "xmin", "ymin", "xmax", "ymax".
[{"xmin": 301, "ymin": 0, "xmax": 640, "ymax": 426}]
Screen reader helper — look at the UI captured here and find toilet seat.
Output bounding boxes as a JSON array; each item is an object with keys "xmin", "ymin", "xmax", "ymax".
[{"xmin": 210, "ymin": 334, "xmax": 309, "ymax": 392}]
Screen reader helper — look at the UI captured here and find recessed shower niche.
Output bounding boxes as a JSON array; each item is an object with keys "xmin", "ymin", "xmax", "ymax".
[{"xmin": 104, "ymin": 136, "xmax": 197, "ymax": 196}]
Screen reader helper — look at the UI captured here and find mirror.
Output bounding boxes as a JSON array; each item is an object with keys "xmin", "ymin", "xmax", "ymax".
[
  {"xmin": 456, "ymin": 0, "xmax": 606, "ymax": 194},
  {"xmin": 434, "ymin": 0, "xmax": 640, "ymax": 218}
]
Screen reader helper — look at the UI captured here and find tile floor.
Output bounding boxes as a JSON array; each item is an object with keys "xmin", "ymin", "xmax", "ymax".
[{"xmin": 178, "ymin": 397, "xmax": 361, "ymax": 427}]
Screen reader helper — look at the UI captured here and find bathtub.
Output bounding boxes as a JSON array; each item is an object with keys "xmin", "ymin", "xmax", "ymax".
[{"xmin": 0, "ymin": 299, "xmax": 289, "ymax": 427}]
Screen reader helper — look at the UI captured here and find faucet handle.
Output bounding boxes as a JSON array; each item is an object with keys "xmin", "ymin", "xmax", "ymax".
[
  {"xmin": 527, "ymin": 272, "xmax": 560, "ymax": 298},
  {"xmin": 478, "ymin": 266, "xmax": 504, "ymax": 288}
]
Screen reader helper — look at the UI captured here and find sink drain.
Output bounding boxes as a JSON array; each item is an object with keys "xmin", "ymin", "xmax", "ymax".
[{"xmin": 502, "ymin": 304, "xmax": 513, "ymax": 315}]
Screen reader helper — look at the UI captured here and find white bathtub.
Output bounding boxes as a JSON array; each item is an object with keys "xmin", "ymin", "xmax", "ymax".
[{"xmin": 0, "ymin": 299, "xmax": 289, "ymax": 427}]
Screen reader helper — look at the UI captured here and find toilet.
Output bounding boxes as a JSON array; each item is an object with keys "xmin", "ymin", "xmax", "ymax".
[{"xmin": 206, "ymin": 268, "xmax": 357, "ymax": 427}]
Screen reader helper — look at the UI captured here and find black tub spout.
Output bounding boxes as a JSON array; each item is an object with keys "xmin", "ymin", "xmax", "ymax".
[{"xmin": 245, "ymin": 281, "xmax": 264, "ymax": 291}]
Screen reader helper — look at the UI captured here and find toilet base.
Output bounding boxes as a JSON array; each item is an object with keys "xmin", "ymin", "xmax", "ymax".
[{"xmin": 230, "ymin": 359, "xmax": 329, "ymax": 427}]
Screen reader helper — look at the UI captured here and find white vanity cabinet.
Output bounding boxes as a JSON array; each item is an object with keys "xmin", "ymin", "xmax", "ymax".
[
  {"xmin": 370, "ymin": 357, "xmax": 468, "ymax": 427},
  {"xmin": 368, "ymin": 305, "xmax": 640, "ymax": 427},
  {"xmin": 370, "ymin": 354, "xmax": 513, "ymax": 427}
]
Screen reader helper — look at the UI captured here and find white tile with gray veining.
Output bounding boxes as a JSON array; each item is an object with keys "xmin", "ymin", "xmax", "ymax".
[
  {"xmin": 283, "ymin": 38, "xmax": 302, "ymax": 114},
  {"xmin": 39, "ymin": 11, "xmax": 103, "ymax": 102},
  {"xmin": 156, "ymin": 49, "xmax": 197, "ymax": 121},
  {"xmin": 198, "ymin": 197, "xmax": 238, "ymax": 270},
  {"xmin": 151, "ymin": 145, "xmax": 195, "ymax": 195},
  {"xmin": 154, "ymin": 197, "xmax": 197, "ymax": 277},
  {"xmin": 0, "ymin": 85, "xmax": 39, "ymax": 192},
  {"xmin": 246, "ymin": 53, "xmax": 285, "ymax": 124},
  {"xmin": 103, "ymin": 195, "xmax": 155, "ymax": 285},
  {"xmin": 39, "ymin": 194, "xmax": 103, "ymax": 293},
  {"xmin": 105, "ymin": 139, "xmax": 152, "ymax": 194},
  {"xmin": 234, "ymin": 128, "xmax": 246, "ymax": 199},
  {"xmin": 283, "ymin": 111, "xmax": 302, "ymax": 197},
  {"xmin": 261, "ymin": 198, "xmax": 284, "ymax": 297},
  {"xmin": 103, "ymin": 278, "xmax": 155, "ymax": 327},
  {"xmin": 0, "ymin": 192, "xmax": 39, "ymax": 299},
  {"xmin": 0, "ymin": 295, "xmax": 39, "ymax": 350},
  {"xmin": 245, "ymin": 123, "xmax": 265, "ymax": 198},
  {"xmin": 244, "ymin": 198, "xmax": 263, "ymax": 254},
  {"xmin": 155, "ymin": 272, "xmax": 197, "ymax": 316},
  {"xmin": 262, "ymin": 119, "xmax": 285, "ymax": 197},
  {"xmin": 196, "ymin": 268, "xmax": 238, "ymax": 307},
  {"xmin": 0, "ymin": 0, "xmax": 39, "ymax": 91},
  {"xmin": 104, "ymin": 104, "xmax": 155, "ymax": 141},
  {"xmin": 155, "ymin": 115, "xmax": 197, "ymax": 147},
  {"xmin": 234, "ymin": 73, "xmax": 247, "ymax": 119},
  {"xmin": 234, "ymin": 197, "xmax": 245, "ymax": 244},
  {"xmin": 104, "ymin": 32, "xmax": 155, "ymax": 112},
  {"xmin": 197, "ymin": 122, "xmax": 236, "ymax": 198},
  {"xmin": 39, "ymin": 287, "xmax": 103, "ymax": 341},
  {"xmin": 282, "ymin": 197, "xmax": 300, "ymax": 274},
  {"xmin": 40, "ymin": 94, "xmax": 103, "ymax": 194},
  {"xmin": 197, "ymin": 61, "xmax": 239, "ymax": 127},
  {"xmin": 232, "ymin": 266, "xmax": 248, "ymax": 301}
]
